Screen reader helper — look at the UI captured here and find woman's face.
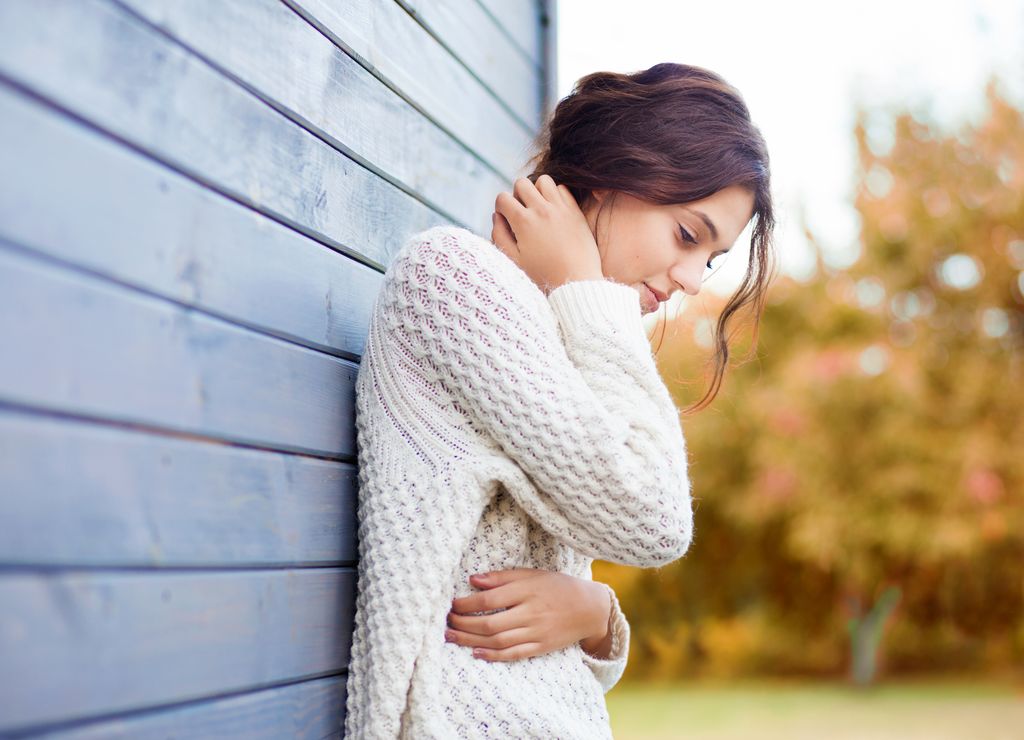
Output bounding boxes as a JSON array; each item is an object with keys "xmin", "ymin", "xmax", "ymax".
[{"xmin": 583, "ymin": 184, "xmax": 756, "ymax": 314}]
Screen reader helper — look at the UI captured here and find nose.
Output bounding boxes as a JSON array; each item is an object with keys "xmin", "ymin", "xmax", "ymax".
[{"xmin": 670, "ymin": 261, "xmax": 704, "ymax": 297}]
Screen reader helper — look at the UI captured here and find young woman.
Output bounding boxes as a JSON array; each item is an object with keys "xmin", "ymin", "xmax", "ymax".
[{"xmin": 345, "ymin": 62, "xmax": 776, "ymax": 739}]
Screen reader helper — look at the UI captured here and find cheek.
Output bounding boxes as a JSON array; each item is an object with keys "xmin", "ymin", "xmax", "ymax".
[
  {"xmin": 630, "ymin": 243, "xmax": 667, "ymax": 275},
  {"xmin": 613, "ymin": 233, "xmax": 647, "ymax": 267},
  {"xmin": 599, "ymin": 228, "xmax": 660, "ymax": 282},
  {"xmin": 610, "ymin": 245, "xmax": 648, "ymax": 282},
  {"xmin": 606, "ymin": 245, "xmax": 657, "ymax": 284}
]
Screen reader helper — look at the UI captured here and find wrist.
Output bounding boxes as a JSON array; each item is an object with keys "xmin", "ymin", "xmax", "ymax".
[{"xmin": 579, "ymin": 583, "xmax": 613, "ymax": 658}]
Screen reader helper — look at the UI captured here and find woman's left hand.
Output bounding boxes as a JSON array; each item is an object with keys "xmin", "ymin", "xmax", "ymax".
[{"xmin": 445, "ymin": 568, "xmax": 613, "ymax": 662}]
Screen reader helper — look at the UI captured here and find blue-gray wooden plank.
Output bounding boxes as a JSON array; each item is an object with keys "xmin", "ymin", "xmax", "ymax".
[
  {"xmin": 115, "ymin": 0, "xmax": 508, "ymax": 231},
  {"xmin": 397, "ymin": 0, "xmax": 542, "ymax": 128},
  {"xmin": 286, "ymin": 0, "xmax": 537, "ymax": 184},
  {"xmin": 0, "ymin": 409, "xmax": 357, "ymax": 567},
  {"xmin": 22, "ymin": 675, "xmax": 345, "ymax": 739},
  {"xmin": 476, "ymin": 0, "xmax": 544, "ymax": 65},
  {"xmin": 538, "ymin": 0, "xmax": 559, "ymax": 120},
  {"xmin": 0, "ymin": 242, "xmax": 357, "ymax": 459},
  {"xmin": 0, "ymin": 0, "xmax": 454, "ymax": 269},
  {"xmin": 0, "ymin": 83, "xmax": 377, "ymax": 361},
  {"xmin": 0, "ymin": 569, "xmax": 355, "ymax": 733}
]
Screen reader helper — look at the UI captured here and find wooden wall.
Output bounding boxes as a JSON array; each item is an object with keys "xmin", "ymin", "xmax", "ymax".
[{"xmin": 0, "ymin": 0, "xmax": 556, "ymax": 735}]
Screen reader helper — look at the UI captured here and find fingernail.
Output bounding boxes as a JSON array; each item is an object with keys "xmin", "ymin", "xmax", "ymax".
[
  {"xmin": 473, "ymin": 648, "xmax": 485, "ymax": 658},
  {"xmin": 444, "ymin": 629, "xmax": 455, "ymax": 642},
  {"xmin": 472, "ymin": 572, "xmax": 488, "ymax": 580}
]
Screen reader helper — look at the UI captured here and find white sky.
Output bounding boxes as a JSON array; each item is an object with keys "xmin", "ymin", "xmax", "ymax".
[{"xmin": 556, "ymin": 0, "xmax": 1024, "ymax": 299}]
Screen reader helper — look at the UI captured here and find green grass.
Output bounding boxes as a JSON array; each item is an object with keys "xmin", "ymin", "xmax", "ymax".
[{"xmin": 606, "ymin": 678, "xmax": 1024, "ymax": 740}]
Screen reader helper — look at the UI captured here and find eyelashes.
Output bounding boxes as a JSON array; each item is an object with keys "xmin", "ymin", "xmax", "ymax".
[{"xmin": 678, "ymin": 224, "xmax": 713, "ymax": 269}]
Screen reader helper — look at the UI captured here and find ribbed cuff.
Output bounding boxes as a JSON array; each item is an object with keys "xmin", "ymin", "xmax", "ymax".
[
  {"xmin": 604, "ymin": 583, "xmax": 630, "ymax": 663},
  {"xmin": 547, "ymin": 280, "xmax": 650, "ymax": 355},
  {"xmin": 580, "ymin": 582, "xmax": 630, "ymax": 691}
]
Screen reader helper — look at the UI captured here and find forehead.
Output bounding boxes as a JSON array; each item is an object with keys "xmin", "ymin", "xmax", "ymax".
[
  {"xmin": 623, "ymin": 188, "xmax": 755, "ymax": 228},
  {"xmin": 685, "ymin": 185, "xmax": 754, "ymax": 212},
  {"xmin": 680, "ymin": 188, "xmax": 753, "ymax": 222}
]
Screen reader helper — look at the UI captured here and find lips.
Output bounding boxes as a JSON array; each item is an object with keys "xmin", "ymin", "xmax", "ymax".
[
  {"xmin": 646, "ymin": 283, "xmax": 668, "ymax": 303},
  {"xmin": 641, "ymin": 283, "xmax": 659, "ymax": 313}
]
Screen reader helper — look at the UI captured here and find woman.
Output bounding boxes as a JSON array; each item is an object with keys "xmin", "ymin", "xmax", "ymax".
[{"xmin": 345, "ymin": 62, "xmax": 776, "ymax": 738}]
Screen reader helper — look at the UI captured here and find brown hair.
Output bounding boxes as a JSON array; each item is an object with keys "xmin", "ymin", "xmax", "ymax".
[{"xmin": 524, "ymin": 62, "xmax": 778, "ymax": 413}]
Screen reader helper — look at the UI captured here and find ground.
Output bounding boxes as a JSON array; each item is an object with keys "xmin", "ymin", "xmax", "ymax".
[{"xmin": 606, "ymin": 678, "xmax": 1024, "ymax": 740}]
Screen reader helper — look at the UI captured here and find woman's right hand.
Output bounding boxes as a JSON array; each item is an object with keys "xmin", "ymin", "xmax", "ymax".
[{"xmin": 491, "ymin": 175, "xmax": 605, "ymax": 294}]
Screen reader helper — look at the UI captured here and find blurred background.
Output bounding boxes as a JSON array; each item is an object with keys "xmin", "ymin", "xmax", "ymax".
[
  {"xmin": 0, "ymin": 0, "xmax": 1020, "ymax": 736},
  {"xmin": 561, "ymin": 1, "xmax": 1024, "ymax": 737}
]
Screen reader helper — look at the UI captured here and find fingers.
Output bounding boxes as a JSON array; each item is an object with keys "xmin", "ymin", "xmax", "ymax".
[
  {"xmin": 495, "ymin": 175, "xmax": 558, "ymax": 230},
  {"xmin": 494, "ymin": 190, "xmax": 525, "ymax": 233},
  {"xmin": 470, "ymin": 568, "xmax": 543, "ymax": 588},
  {"xmin": 556, "ymin": 183, "xmax": 579, "ymax": 209},
  {"xmin": 533, "ymin": 174, "xmax": 560, "ymax": 203},
  {"xmin": 444, "ymin": 625, "xmax": 534, "ymax": 651},
  {"xmin": 471, "ymin": 642, "xmax": 547, "ymax": 662},
  {"xmin": 512, "ymin": 176, "xmax": 546, "ymax": 209},
  {"xmin": 444, "ymin": 622, "xmax": 547, "ymax": 662},
  {"xmin": 448, "ymin": 603, "xmax": 524, "ymax": 636},
  {"xmin": 491, "ymin": 211, "xmax": 518, "ymax": 257},
  {"xmin": 451, "ymin": 578, "xmax": 526, "ymax": 614}
]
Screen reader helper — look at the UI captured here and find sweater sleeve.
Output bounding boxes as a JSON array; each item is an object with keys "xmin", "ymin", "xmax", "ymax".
[
  {"xmin": 384, "ymin": 225, "xmax": 694, "ymax": 568},
  {"xmin": 580, "ymin": 582, "xmax": 631, "ymax": 693}
]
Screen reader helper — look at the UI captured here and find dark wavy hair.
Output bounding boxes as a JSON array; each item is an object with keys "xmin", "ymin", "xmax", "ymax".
[{"xmin": 524, "ymin": 62, "xmax": 778, "ymax": 413}]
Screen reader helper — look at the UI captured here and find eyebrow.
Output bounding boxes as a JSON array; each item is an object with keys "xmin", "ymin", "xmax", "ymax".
[{"xmin": 683, "ymin": 207, "xmax": 719, "ymax": 243}]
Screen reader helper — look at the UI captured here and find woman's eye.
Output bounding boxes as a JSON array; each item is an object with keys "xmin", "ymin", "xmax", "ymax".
[
  {"xmin": 678, "ymin": 225, "xmax": 697, "ymax": 245},
  {"xmin": 707, "ymin": 253, "xmax": 725, "ymax": 271}
]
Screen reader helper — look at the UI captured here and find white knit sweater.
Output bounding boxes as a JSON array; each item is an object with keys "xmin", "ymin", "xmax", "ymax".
[{"xmin": 344, "ymin": 224, "xmax": 694, "ymax": 739}]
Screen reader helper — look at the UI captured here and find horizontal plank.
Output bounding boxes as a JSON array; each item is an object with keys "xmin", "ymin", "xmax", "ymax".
[
  {"xmin": 286, "ymin": 0, "xmax": 536, "ymax": 182},
  {"xmin": 0, "ymin": 242, "xmax": 357, "ymax": 459},
  {"xmin": 538, "ymin": 0, "xmax": 559, "ymax": 119},
  {"xmin": 0, "ymin": 568, "xmax": 355, "ymax": 733},
  {"xmin": 0, "ymin": 82, "xmax": 376, "ymax": 361},
  {"xmin": 25, "ymin": 675, "xmax": 345, "ymax": 739},
  {"xmin": 397, "ymin": 0, "xmax": 542, "ymax": 127},
  {"xmin": 0, "ymin": 0, "xmax": 454, "ymax": 270},
  {"xmin": 117, "ymin": 0, "xmax": 507, "ymax": 230},
  {"xmin": 0, "ymin": 409, "xmax": 357, "ymax": 567},
  {"xmin": 477, "ymin": 0, "xmax": 543, "ymax": 66}
]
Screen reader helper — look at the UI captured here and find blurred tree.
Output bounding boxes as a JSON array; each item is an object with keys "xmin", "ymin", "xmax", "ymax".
[{"xmin": 598, "ymin": 75, "xmax": 1024, "ymax": 683}]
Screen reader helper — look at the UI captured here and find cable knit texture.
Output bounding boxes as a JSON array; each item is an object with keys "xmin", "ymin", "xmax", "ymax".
[{"xmin": 344, "ymin": 224, "xmax": 694, "ymax": 738}]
